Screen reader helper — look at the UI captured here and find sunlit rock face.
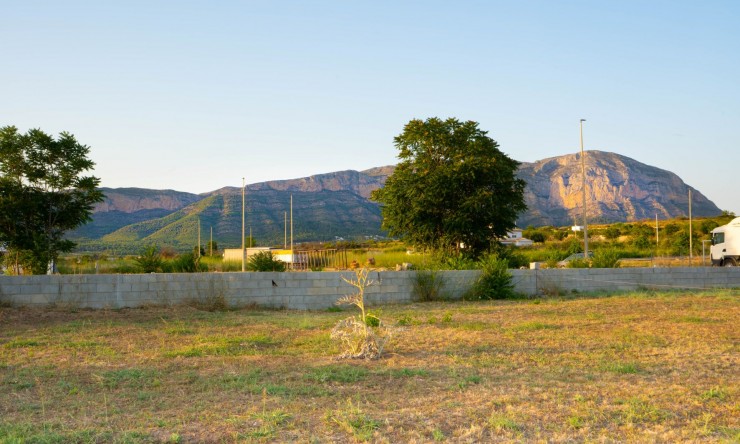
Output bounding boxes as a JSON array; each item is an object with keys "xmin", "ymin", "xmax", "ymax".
[{"xmin": 516, "ymin": 151, "xmax": 719, "ymax": 227}]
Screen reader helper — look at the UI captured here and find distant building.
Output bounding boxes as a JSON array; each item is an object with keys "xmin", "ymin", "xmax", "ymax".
[
  {"xmin": 222, "ymin": 247, "xmax": 305, "ymax": 267},
  {"xmin": 500, "ymin": 229, "xmax": 533, "ymax": 247}
]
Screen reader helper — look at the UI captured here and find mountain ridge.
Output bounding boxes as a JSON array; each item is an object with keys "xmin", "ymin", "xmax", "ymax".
[{"xmin": 71, "ymin": 151, "xmax": 721, "ymax": 252}]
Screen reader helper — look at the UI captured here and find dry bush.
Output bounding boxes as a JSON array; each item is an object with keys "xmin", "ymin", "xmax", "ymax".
[{"xmin": 331, "ymin": 268, "xmax": 396, "ymax": 359}]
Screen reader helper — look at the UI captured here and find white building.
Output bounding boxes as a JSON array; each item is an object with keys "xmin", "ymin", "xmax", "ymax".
[{"xmin": 500, "ymin": 229, "xmax": 533, "ymax": 247}]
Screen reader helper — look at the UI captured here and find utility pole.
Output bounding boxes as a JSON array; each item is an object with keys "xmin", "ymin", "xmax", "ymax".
[
  {"xmin": 580, "ymin": 119, "xmax": 589, "ymax": 259},
  {"xmin": 209, "ymin": 226, "xmax": 213, "ymax": 257},
  {"xmin": 197, "ymin": 217, "xmax": 201, "ymax": 258},
  {"xmin": 284, "ymin": 211, "xmax": 287, "ymax": 250},
  {"xmin": 290, "ymin": 194, "xmax": 294, "ymax": 269},
  {"xmin": 689, "ymin": 189, "xmax": 693, "ymax": 266},
  {"xmin": 241, "ymin": 177, "xmax": 245, "ymax": 272}
]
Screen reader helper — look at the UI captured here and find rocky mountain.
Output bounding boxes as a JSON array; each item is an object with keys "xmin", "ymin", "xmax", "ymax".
[
  {"xmin": 516, "ymin": 151, "xmax": 719, "ymax": 227},
  {"xmin": 70, "ymin": 152, "xmax": 721, "ymax": 252}
]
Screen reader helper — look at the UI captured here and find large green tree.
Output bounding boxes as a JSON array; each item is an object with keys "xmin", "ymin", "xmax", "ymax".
[
  {"xmin": 371, "ymin": 118, "xmax": 526, "ymax": 258},
  {"xmin": 0, "ymin": 126, "xmax": 104, "ymax": 274}
]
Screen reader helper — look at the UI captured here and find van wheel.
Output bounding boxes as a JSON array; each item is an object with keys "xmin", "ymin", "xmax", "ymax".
[{"xmin": 723, "ymin": 258, "xmax": 736, "ymax": 267}]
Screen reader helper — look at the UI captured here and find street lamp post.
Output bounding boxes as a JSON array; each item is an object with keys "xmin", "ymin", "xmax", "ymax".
[{"xmin": 580, "ymin": 119, "xmax": 589, "ymax": 259}]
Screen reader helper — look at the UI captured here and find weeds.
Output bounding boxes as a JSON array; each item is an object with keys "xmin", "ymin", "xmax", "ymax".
[
  {"xmin": 413, "ymin": 270, "xmax": 446, "ymax": 301},
  {"xmin": 327, "ymin": 399, "xmax": 380, "ymax": 442},
  {"xmin": 331, "ymin": 269, "xmax": 396, "ymax": 359}
]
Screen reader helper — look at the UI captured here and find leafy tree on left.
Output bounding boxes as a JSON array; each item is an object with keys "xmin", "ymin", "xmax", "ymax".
[{"xmin": 0, "ymin": 126, "xmax": 104, "ymax": 274}]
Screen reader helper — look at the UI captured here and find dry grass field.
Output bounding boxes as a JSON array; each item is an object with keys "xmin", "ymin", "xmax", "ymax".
[{"xmin": 1, "ymin": 290, "xmax": 738, "ymax": 443}]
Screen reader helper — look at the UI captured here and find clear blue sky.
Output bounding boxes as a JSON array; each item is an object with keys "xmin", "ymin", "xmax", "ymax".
[{"xmin": 3, "ymin": 1, "xmax": 738, "ymax": 214}]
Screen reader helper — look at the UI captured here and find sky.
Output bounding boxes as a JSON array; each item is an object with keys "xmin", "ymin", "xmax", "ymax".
[{"xmin": 2, "ymin": 1, "xmax": 739, "ymax": 214}]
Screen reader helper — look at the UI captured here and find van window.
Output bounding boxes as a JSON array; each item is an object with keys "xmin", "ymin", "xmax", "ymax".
[{"xmin": 712, "ymin": 232, "xmax": 724, "ymax": 245}]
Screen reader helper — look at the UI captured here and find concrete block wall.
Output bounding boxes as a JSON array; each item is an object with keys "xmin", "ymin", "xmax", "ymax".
[
  {"xmin": 512, "ymin": 267, "xmax": 740, "ymax": 295},
  {"xmin": 0, "ymin": 268, "xmax": 737, "ymax": 310}
]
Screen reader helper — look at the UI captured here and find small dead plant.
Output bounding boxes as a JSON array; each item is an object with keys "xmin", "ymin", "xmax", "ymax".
[{"xmin": 331, "ymin": 269, "xmax": 395, "ymax": 359}]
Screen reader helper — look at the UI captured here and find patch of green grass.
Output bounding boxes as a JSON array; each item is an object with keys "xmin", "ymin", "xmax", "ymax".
[
  {"xmin": 287, "ymin": 332, "xmax": 335, "ymax": 355},
  {"xmin": 62, "ymin": 340, "xmax": 100, "ymax": 348},
  {"xmin": 165, "ymin": 334, "xmax": 279, "ymax": 358},
  {"xmin": 602, "ymin": 361, "xmax": 642, "ymax": 374},
  {"xmin": 164, "ymin": 325, "xmax": 195, "ymax": 335},
  {"xmin": 488, "ymin": 413, "xmax": 521, "ymax": 431},
  {"xmin": 213, "ymin": 370, "xmax": 263, "ymax": 391},
  {"xmin": 509, "ymin": 321, "xmax": 560, "ymax": 332},
  {"xmin": 0, "ymin": 422, "xmax": 122, "ymax": 442},
  {"xmin": 306, "ymin": 365, "xmax": 369, "ymax": 383},
  {"xmin": 396, "ymin": 314, "xmax": 416, "ymax": 326},
  {"xmin": 327, "ymin": 399, "xmax": 380, "ymax": 442},
  {"xmin": 456, "ymin": 321, "xmax": 490, "ymax": 331},
  {"xmin": 4, "ymin": 339, "xmax": 44, "ymax": 348},
  {"xmin": 619, "ymin": 398, "xmax": 668, "ymax": 424},
  {"xmin": 237, "ymin": 408, "xmax": 292, "ymax": 439},
  {"xmin": 389, "ymin": 368, "xmax": 430, "ymax": 378},
  {"xmin": 700, "ymin": 386, "xmax": 728, "ymax": 401},
  {"xmin": 567, "ymin": 415, "xmax": 585, "ymax": 429},
  {"xmin": 455, "ymin": 374, "xmax": 482, "ymax": 390},
  {"xmin": 675, "ymin": 315, "xmax": 720, "ymax": 324},
  {"xmin": 432, "ymin": 428, "xmax": 445, "ymax": 441},
  {"xmin": 101, "ymin": 368, "xmax": 160, "ymax": 389},
  {"xmin": 252, "ymin": 409, "xmax": 291, "ymax": 426}
]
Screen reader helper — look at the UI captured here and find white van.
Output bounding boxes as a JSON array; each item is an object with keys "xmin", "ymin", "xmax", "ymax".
[{"xmin": 710, "ymin": 217, "xmax": 740, "ymax": 266}]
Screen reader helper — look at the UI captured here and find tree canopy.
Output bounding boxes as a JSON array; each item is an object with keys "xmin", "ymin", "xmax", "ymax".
[
  {"xmin": 371, "ymin": 117, "xmax": 526, "ymax": 258},
  {"xmin": 0, "ymin": 126, "xmax": 104, "ymax": 274}
]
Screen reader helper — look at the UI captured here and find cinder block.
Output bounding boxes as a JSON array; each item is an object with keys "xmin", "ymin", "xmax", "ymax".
[{"xmin": 306, "ymin": 287, "xmax": 337, "ymax": 296}]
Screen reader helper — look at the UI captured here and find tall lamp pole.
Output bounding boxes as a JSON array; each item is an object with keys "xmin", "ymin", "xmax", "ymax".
[
  {"xmin": 580, "ymin": 119, "xmax": 589, "ymax": 259},
  {"xmin": 241, "ymin": 177, "xmax": 246, "ymax": 272}
]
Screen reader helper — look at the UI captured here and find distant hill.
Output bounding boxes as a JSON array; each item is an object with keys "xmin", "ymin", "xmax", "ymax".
[
  {"xmin": 70, "ymin": 152, "xmax": 721, "ymax": 253},
  {"xmin": 71, "ymin": 169, "xmax": 388, "ymax": 252}
]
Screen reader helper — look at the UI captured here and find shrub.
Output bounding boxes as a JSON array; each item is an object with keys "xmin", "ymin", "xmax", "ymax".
[
  {"xmin": 604, "ymin": 227, "xmax": 621, "ymax": 240},
  {"xmin": 700, "ymin": 220, "xmax": 719, "ymax": 235},
  {"xmin": 170, "ymin": 252, "xmax": 207, "ymax": 273},
  {"xmin": 440, "ymin": 253, "xmax": 477, "ymax": 270},
  {"xmin": 632, "ymin": 235, "xmax": 651, "ymax": 249},
  {"xmin": 469, "ymin": 254, "xmax": 515, "ymax": 300},
  {"xmin": 545, "ymin": 252, "xmax": 560, "ymax": 269},
  {"xmin": 591, "ymin": 248, "xmax": 621, "ymax": 268},
  {"xmin": 412, "ymin": 270, "xmax": 446, "ymax": 301},
  {"xmin": 247, "ymin": 251, "xmax": 286, "ymax": 272},
  {"xmin": 134, "ymin": 245, "xmax": 163, "ymax": 273},
  {"xmin": 566, "ymin": 258, "xmax": 590, "ymax": 269},
  {"xmin": 494, "ymin": 245, "xmax": 528, "ymax": 269},
  {"xmin": 664, "ymin": 223, "xmax": 680, "ymax": 236},
  {"xmin": 530, "ymin": 232, "xmax": 546, "ymax": 243}
]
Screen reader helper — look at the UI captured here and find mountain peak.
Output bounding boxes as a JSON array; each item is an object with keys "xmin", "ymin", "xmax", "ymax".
[{"xmin": 517, "ymin": 150, "xmax": 718, "ymax": 226}]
